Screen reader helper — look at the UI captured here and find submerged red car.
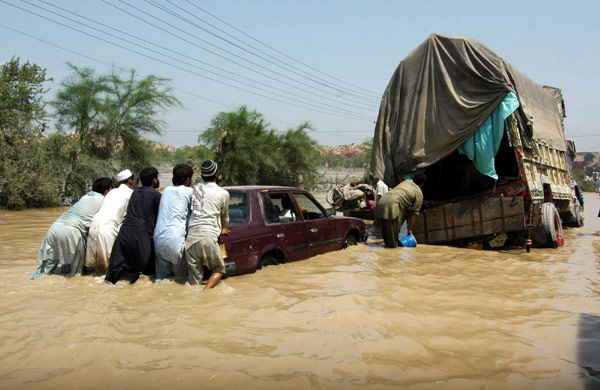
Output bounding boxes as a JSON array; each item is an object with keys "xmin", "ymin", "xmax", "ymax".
[{"xmin": 220, "ymin": 186, "xmax": 367, "ymax": 276}]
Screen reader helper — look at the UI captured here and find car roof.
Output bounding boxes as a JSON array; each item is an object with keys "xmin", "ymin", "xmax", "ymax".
[{"xmin": 224, "ymin": 185, "xmax": 303, "ymax": 192}]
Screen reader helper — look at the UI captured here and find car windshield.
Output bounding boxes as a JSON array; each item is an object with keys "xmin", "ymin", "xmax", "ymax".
[{"xmin": 228, "ymin": 192, "xmax": 249, "ymax": 223}]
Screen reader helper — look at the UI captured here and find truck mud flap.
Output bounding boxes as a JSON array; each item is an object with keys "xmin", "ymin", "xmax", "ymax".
[{"xmin": 413, "ymin": 195, "xmax": 526, "ymax": 244}]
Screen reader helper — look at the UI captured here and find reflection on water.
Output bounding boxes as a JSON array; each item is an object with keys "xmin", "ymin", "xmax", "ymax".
[{"xmin": 1, "ymin": 195, "xmax": 600, "ymax": 389}]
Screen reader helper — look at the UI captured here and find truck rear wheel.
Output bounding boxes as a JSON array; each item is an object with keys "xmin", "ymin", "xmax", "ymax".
[
  {"xmin": 533, "ymin": 202, "xmax": 564, "ymax": 248},
  {"xmin": 575, "ymin": 209, "xmax": 584, "ymax": 227}
]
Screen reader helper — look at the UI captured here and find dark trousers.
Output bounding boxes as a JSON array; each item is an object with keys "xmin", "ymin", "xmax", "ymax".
[{"xmin": 380, "ymin": 216, "xmax": 402, "ymax": 248}]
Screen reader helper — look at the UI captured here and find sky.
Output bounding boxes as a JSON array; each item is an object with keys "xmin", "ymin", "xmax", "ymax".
[{"xmin": 1, "ymin": 0, "xmax": 599, "ymax": 151}]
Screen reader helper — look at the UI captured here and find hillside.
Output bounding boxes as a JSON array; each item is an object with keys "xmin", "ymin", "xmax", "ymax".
[{"xmin": 319, "ymin": 143, "xmax": 370, "ymax": 158}]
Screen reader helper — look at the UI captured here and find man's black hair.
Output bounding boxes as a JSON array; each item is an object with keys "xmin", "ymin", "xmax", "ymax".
[
  {"xmin": 92, "ymin": 177, "xmax": 113, "ymax": 194},
  {"xmin": 172, "ymin": 163, "xmax": 194, "ymax": 185},
  {"xmin": 201, "ymin": 173, "xmax": 217, "ymax": 182},
  {"xmin": 140, "ymin": 167, "xmax": 159, "ymax": 187},
  {"xmin": 413, "ymin": 173, "xmax": 427, "ymax": 186}
]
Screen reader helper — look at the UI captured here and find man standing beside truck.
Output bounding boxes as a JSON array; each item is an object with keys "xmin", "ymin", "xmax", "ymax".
[
  {"xmin": 375, "ymin": 173, "xmax": 426, "ymax": 248},
  {"xmin": 374, "ymin": 176, "xmax": 389, "ymax": 207}
]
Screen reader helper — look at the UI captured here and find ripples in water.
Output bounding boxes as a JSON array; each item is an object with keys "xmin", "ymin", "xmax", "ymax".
[{"xmin": 1, "ymin": 196, "xmax": 600, "ymax": 389}]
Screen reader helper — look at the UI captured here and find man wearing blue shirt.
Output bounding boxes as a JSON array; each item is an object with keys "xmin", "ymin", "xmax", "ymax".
[{"xmin": 154, "ymin": 164, "xmax": 194, "ymax": 283}]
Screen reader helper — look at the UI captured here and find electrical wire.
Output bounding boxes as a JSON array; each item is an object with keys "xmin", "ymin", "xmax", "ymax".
[
  {"xmin": 0, "ymin": 23, "xmax": 373, "ymax": 138},
  {"xmin": 2, "ymin": 0, "xmax": 374, "ymax": 121},
  {"xmin": 106, "ymin": 0, "xmax": 380, "ymax": 109},
  {"xmin": 27, "ymin": 0, "xmax": 374, "ymax": 119},
  {"xmin": 146, "ymin": 0, "xmax": 381, "ymax": 102},
  {"xmin": 34, "ymin": 0, "xmax": 377, "ymax": 114},
  {"xmin": 180, "ymin": 0, "xmax": 381, "ymax": 99}
]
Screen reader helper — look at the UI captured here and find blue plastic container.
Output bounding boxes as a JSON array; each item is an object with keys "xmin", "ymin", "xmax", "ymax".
[{"xmin": 398, "ymin": 234, "xmax": 417, "ymax": 247}]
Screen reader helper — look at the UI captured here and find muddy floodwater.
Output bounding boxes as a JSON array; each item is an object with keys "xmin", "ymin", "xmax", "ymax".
[{"xmin": 1, "ymin": 194, "xmax": 600, "ymax": 390}]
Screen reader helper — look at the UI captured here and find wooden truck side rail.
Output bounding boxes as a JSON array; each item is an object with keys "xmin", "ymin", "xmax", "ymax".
[{"xmin": 413, "ymin": 194, "xmax": 526, "ymax": 245}]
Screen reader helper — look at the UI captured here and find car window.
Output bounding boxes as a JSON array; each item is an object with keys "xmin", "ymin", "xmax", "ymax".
[
  {"xmin": 261, "ymin": 192, "xmax": 298, "ymax": 224},
  {"xmin": 292, "ymin": 193, "xmax": 325, "ymax": 220},
  {"xmin": 228, "ymin": 192, "xmax": 249, "ymax": 223}
]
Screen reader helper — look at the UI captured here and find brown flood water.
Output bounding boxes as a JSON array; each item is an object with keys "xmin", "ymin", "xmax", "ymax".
[{"xmin": 1, "ymin": 194, "xmax": 600, "ymax": 390}]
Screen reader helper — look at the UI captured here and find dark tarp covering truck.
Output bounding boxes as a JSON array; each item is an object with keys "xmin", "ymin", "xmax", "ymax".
[{"xmin": 371, "ymin": 34, "xmax": 583, "ymax": 250}]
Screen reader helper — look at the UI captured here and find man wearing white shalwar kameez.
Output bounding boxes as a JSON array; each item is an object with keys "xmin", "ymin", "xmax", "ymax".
[
  {"xmin": 85, "ymin": 169, "xmax": 135, "ymax": 273},
  {"xmin": 29, "ymin": 178, "xmax": 113, "ymax": 279}
]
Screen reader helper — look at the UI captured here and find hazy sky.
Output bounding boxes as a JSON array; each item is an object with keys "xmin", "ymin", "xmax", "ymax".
[{"xmin": 1, "ymin": 0, "xmax": 599, "ymax": 151}]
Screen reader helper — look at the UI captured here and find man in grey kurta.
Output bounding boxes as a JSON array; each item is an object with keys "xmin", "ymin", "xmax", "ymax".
[
  {"xmin": 29, "ymin": 178, "xmax": 113, "ymax": 279},
  {"xmin": 375, "ymin": 174, "xmax": 426, "ymax": 248}
]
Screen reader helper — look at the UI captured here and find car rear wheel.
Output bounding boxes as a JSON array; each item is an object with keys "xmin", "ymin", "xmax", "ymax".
[
  {"xmin": 258, "ymin": 254, "xmax": 279, "ymax": 270},
  {"xmin": 343, "ymin": 234, "xmax": 358, "ymax": 249}
]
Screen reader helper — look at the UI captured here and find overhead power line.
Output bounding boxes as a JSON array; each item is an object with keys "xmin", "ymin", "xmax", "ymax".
[
  {"xmin": 145, "ymin": 0, "xmax": 381, "ymax": 103},
  {"xmin": 179, "ymin": 0, "xmax": 381, "ymax": 100},
  {"xmin": 33, "ymin": 0, "xmax": 374, "ymax": 117},
  {"xmin": 104, "ymin": 0, "xmax": 379, "ymax": 110},
  {"xmin": 2, "ymin": 0, "xmax": 374, "ymax": 121},
  {"xmin": 0, "ymin": 24, "xmax": 375, "ymax": 135}
]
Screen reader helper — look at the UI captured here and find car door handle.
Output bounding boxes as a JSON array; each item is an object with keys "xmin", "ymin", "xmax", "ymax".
[
  {"xmin": 276, "ymin": 233, "xmax": 285, "ymax": 238},
  {"xmin": 310, "ymin": 228, "xmax": 318, "ymax": 233}
]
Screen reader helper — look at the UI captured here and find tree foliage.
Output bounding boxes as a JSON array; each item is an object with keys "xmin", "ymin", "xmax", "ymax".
[
  {"xmin": 1, "ymin": 60, "xmax": 182, "ymax": 209},
  {"xmin": 0, "ymin": 58, "xmax": 61, "ymax": 209},
  {"xmin": 52, "ymin": 64, "xmax": 180, "ymax": 173},
  {"xmin": 584, "ymin": 152, "xmax": 595, "ymax": 163},
  {"xmin": 573, "ymin": 169, "xmax": 597, "ymax": 192},
  {"xmin": 151, "ymin": 144, "xmax": 214, "ymax": 173},
  {"xmin": 0, "ymin": 57, "xmax": 50, "ymax": 137},
  {"xmin": 199, "ymin": 106, "xmax": 320, "ymax": 188}
]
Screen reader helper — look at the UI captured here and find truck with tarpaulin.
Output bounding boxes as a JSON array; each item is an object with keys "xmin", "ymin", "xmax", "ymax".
[{"xmin": 371, "ymin": 34, "xmax": 583, "ymax": 250}]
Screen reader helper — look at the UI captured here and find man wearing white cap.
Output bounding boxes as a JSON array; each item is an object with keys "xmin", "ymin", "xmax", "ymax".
[
  {"xmin": 85, "ymin": 169, "xmax": 135, "ymax": 273},
  {"xmin": 185, "ymin": 160, "xmax": 230, "ymax": 289}
]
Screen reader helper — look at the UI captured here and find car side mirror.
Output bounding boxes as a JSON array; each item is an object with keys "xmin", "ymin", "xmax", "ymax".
[{"xmin": 326, "ymin": 207, "xmax": 337, "ymax": 217}]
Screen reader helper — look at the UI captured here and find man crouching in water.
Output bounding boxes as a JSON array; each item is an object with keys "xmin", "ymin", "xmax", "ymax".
[
  {"xmin": 29, "ymin": 177, "xmax": 113, "ymax": 279},
  {"xmin": 185, "ymin": 160, "xmax": 230, "ymax": 289}
]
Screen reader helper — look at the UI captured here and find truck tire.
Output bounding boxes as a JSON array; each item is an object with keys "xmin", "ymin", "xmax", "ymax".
[
  {"xmin": 563, "ymin": 206, "xmax": 584, "ymax": 227},
  {"xmin": 575, "ymin": 209, "xmax": 584, "ymax": 227},
  {"xmin": 536, "ymin": 202, "xmax": 564, "ymax": 248},
  {"xmin": 542, "ymin": 202, "xmax": 564, "ymax": 248}
]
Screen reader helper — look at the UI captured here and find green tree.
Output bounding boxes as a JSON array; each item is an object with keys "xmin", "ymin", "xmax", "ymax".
[
  {"xmin": 584, "ymin": 152, "xmax": 596, "ymax": 164},
  {"xmin": 52, "ymin": 64, "xmax": 181, "ymax": 173},
  {"xmin": 199, "ymin": 106, "xmax": 320, "ymax": 188},
  {"xmin": 0, "ymin": 57, "xmax": 50, "ymax": 137},
  {"xmin": 0, "ymin": 58, "xmax": 61, "ymax": 209},
  {"xmin": 277, "ymin": 122, "xmax": 320, "ymax": 188},
  {"xmin": 573, "ymin": 169, "xmax": 596, "ymax": 192}
]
